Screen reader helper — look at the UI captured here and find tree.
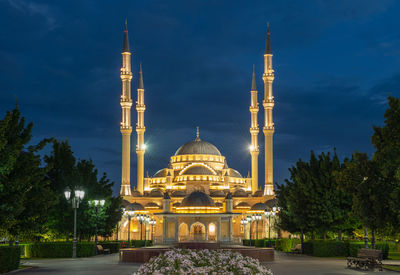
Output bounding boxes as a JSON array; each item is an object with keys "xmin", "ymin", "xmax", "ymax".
[
  {"xmin": 277, "ymin": 150, "xmax": 355, "ymax": 251},
  {"xmin": 338, "ymin": 152, "xmax": 391, "ymax": 248},
  {"xmin": 45, "ymin": 141, "xmax": 122, "ymax": 240},
  {"xmin": 371, "ymin": 96, "xmax": 400, "ymax": 232},
  {"xmin": 0, "ymin": 107, "xmax": 55, "ymax": 242}
]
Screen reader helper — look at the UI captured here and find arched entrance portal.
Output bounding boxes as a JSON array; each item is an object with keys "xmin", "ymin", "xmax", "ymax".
[
  {"xmin": 190, "ymin": 222, "xmax": 206, "ymax": 241},
  {"xmin": 178, "ymin": 223, "xmax": 189, "ymax": 242},
  {"xmin": 208, "ymin": 223, "xmax": 216, "ymax": 241}
]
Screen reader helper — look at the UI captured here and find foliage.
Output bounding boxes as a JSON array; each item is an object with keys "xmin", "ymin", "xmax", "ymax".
[
  {"xmin": 303, "ymin": 240, "xmax": 349, "ymax": 257},
  {"xmin": 276, "ymin": 150, "xmax": 356, "ymax": 238},
  {"xmin": 371, "ymin": 96, "xmax": 400, "ymax": 231},
  {"xmin": 98, "ymin": 242, "xmax": 120, "ymax": 253},
  {"xmin": 0, "ymin": 107, "xmax": 55, "ymax": 240},
  {"xmin": 348, "ymin": 242, "xmax": 389, "ymax": 259},
  {"xmin": 242, "ymin": 239, "xmax": 255, "ymax": 246},
  {"xmin": 24, "ymin": 242, "xmax": 96, "ymax": 258},
  {"xmin": 45, "ymin": 140, "xmax": 122, "ymax": 240},
  {"xmin": 0, "ymin": 246, "xmax": 20, "ymax": 273},
  {"xmin": 134, "ymin": 249, "xmax": 273, "ymax": 275},
  {"xmin": 275, "ymin": 238, "xmax": 301, "ymax": 252},
  {"xmin": 131, "ymin": 240, "xmax": 152, "ymax": 248}
]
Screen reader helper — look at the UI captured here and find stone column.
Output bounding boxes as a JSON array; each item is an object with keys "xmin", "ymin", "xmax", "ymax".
[
  {"xmin": 228, "ymin": 217, "xmax": 233, "ymax": 243},
  {"xmin": 162, "ymin": 216, "xmax": 166, "ymax": 243},
  {"xmin": 217, "ymin": 218, "xmax": 221, "ymax": 242},
  {"xmin": 174, "ymin": 217, "xmax": 179, "ymax": 242}
]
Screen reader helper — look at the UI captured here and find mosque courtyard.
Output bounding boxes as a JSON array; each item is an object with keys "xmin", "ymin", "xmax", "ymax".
[{"xmin": 18, "ymin": 252, "xmax": 399, "ymax": 275}]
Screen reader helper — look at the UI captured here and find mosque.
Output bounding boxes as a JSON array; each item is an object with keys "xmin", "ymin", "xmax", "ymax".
[{"xmin": 118, "ymin": 22, "xmax": 279, "ymax": 244}]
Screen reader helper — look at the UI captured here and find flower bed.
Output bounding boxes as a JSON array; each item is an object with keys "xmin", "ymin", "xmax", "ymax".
[{"xmin": 134, "ymin": 249, "xmax": 273, "ymax": 274}]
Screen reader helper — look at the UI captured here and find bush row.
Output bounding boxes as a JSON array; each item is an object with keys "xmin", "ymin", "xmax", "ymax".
[
  {"xmin": 291, "ymin": 240, "xmax": 390, "ymax": 259},
  {"xmin": 25, "ymin": 242, "xmax": 96, "ymax": 258},
  {"xmin": 98, "ymin": 242, "xmax": 120, "ymax": 253},
  {"xmin": 242, "ymin": 239, "xmax": 276, "ymax": 247},
  {"xmin": 130, "ymin": 240, "xmax": 152, "ymax": 248},
  {"xmin": 275, "ymin": 238, "xmax": 301, "ymax": 252},
  {"xmin": 0, "ymin": 246, "xmax": 21, "ymax": 273}
]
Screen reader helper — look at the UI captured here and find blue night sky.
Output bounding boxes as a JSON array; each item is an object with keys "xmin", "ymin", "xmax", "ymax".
[{"xmin": 1, "ymin": 0, "xmax": 400, "ymax": 195}]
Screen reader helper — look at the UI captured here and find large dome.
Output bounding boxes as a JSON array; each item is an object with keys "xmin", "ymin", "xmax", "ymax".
[
  {"xmin": 175, "ymin": 139, "xmax": 221, "ymax": 156},
  {"xmin": 180, "ymin": 191, "xmax": 216, "ymax": 207}
]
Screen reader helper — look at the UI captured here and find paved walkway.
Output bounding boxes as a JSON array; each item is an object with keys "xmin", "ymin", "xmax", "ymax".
[{"xmin": 16, "ymin": 252, "xmax": 399, "ymax": 275}]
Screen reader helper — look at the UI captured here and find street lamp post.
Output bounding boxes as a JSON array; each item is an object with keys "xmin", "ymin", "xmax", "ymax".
[
  {"xmin": 149, "ymin": 219, "xmax": 156, "ymax": 242},
  {"xmin": 64, "ymin": 187, "xmax": 85, "ymax": 258},
  {"xmin": 240, "ymin": 218, "xmax": 249, "ymax": 243},
  {"xmin": 123, "ymin": 208, "xmax": 135, "ymax": 248},
  {"xmin": 89, "ymin": 199, "xmax": 105, "ymax": 247}
]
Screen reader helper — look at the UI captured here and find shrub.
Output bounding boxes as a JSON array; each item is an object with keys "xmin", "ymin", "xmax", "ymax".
[
  {"xmin": 308, "ymin": 241, "xmax": 349, "ymax": 257},
  {"xmin": 131, "ymin": 240, "xmax": 153, "ymax": 248},
  {"xmin": 275, "ymin": 238, "xmax": 301, "ymax": 252},
  {"xmin": 242, "ymin": 239, "xmax": 255, "ymax": 246},
  {"xmin": 0, "ymin": 246, "xmax": 21, "ymax": 273},
  {"xmin": 98, "ymin": 242, "xmax": 120, "ymax": 253},
  {"xmin": 25, "ymin": 242, "xmax": 96, "ymax": 258},
  {"xmin": 254, "ymin": 239, "xmax": 265, "ymax": 247}
]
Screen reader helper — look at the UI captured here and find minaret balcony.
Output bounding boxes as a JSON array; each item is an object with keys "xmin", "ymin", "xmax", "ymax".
[
  {"xmin": 136, "ymin": 105, "xmax": 146, "ymax": 112},
  {"xmin": 120, "ymin": 101, "xmax": 133, "ymax": 107},
  {"xmin": 250, "ymin": 128, "xmax": 259, "ymax": 134},
  {"xmin": 249, "ymin": 106, "xmax": 259, "ymax": 112}
]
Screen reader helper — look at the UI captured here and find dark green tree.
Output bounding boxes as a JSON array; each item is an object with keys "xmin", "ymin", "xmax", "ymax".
[{"xmin": 0, "ymin": 107, "xmax": 55, "ymax": 242}]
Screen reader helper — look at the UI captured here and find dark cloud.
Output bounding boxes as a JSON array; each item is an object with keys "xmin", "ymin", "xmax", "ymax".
[{"xmin": 1, "ymin": 0, "xmax": 399, "ymax": 194}]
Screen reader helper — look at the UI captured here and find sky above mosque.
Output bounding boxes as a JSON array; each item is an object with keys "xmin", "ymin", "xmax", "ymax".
[{"xmin": 1, "ymin": 0, "xmax": 400, "ymax": 194}]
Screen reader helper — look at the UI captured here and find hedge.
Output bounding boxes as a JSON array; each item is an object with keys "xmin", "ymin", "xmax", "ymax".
[
  {"xmin": 0, "ymin": 246, "xmax": 20, "ymax": 273},
  {"xmin": 301, "ymin": 240, "xmax": 390, "ymax": 259},
  {"xmin": 131, "ymin": 240, "xmax": 152, "ymax": 248},
  {"xmin": 242, "ymin": 239, "xmax": 255, "ymax": 246},
  {"xmin": 98, "ymin": 242, "xmax": 120, "ymax": 253},
  {"xmin": 25, "ymin": 242, "xmax": 96, "ymax": 258},
  {"xmin": 275, "ymin": 238, "xmax": 301, "ymax": 252}
]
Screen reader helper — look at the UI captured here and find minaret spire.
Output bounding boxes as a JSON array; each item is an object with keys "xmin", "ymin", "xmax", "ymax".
[
  {"xmin": 136, "ymin": 63, "xmax": 146, "ymax": 194},
  {"xmin": 262, "ymin": 23, "xmax": 275, "ymax": 196},
  {"xmin": 123, "ymin": 19, "xmax": 130, "ymax": 53},
  {"xmin": 249, "ymin": 65, "xmax": 259, "ymax": 194},
  {"xmin": 265, "ymin": 22, "xmax": 271, "ymax": 54},
  {"xmin": 120, "ymin": 21, "xmax": 133, "ymax": 196},
  {"xmin": 195, "ymin": 126, "xmax": 201, "ymax": 141}
]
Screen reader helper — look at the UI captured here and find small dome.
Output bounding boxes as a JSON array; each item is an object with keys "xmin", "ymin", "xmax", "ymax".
[
  {"xmin": 210, "ymin": 190, "xmax": 225, "ymax": 197},
  {"xmin": 172, "ymin": 202, "xmax": 181, "ymax": 207},
  {"xmin": 182, "ymin": 165, "xmax": 215, "ymax": 175},
  {"xmin": 180, "ymin": 191, "xmax": 216, "ymax": 207},
  {"xmin": 228, "ymin": 168, "xmax": 242, "ymax": 178},
  {"xmin": 251, "ymin": 202, "xmax": 268, "ymax": 211},
  {"xmin": 233, "ymin": 189, "xmax": 248, "ymax": 197},
  {"xmin": 153, "ymin": 169, "xmax": 167, "ymax": 178},
  {"xmin": 148, "ymin": 189, "xmax": 163, "ymax": 197},
  {"xmin": 175, "ymin": 139, "xmax": 221, "ymax": 156},
  {"xmin": 215, "ymin": 202, "xmax": 223, "ymax": 207},
  {"xmin": 145, "ymin": 202, "xmax": 160, "ymax": 209},
  {"xmin": 234, "ymin": 202, "xmax": 251, "ymax": 209},
  {"xmin": 171, "ymin": 190, "xmax": 186, "ymax": 197},
  {"xmin": 122, "ymin": 199, "xmax": 131, "ymax": 208},
  {"xmin": 127, "ymin": 202, "xmax": 144, "ymax": 211},
  {"xmin": 265, "ymin": 198, "xmax": 278, "ymax": 209},
  {"xmin": 252, "ymin": 190, "xmax": 264, "ymax": 197},
  {"xmin": 131, "ymin": 190, "xmax": 142, "ymax": 197}
]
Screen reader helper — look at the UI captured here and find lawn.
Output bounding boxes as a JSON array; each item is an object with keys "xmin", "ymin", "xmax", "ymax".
[
  {"xmin": 389, "ymin": 252, "xmax": 400, "ymax": 260},
  {"xmin": 383, "ymin": 265, "xmax": 400, "ymax": 272}
]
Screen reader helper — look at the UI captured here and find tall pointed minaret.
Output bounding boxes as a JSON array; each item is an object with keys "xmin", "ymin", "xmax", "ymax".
[
  {"xmin": 120, "ymin": 20, "xmax": 133, "ymax": 196},
  {"xmin": 262, "ymin": 23, "xmax": 275, "ymax": 196},
  {"xmin": 136, "ymin": 64, "xmax": 146, "ymax": 194},
  {"xmin": 249, "ymin": 65, "xmax": 259, "ymax": 194}
]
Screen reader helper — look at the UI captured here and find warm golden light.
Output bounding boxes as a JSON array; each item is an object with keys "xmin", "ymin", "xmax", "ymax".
[{"xmin": 209, "ymin": 224, "xmax": 215, "ymax": 233}]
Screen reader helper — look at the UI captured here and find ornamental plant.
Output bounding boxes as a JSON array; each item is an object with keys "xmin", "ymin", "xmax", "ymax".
[{"xmin": 134, "ymin": 249, "xmax": 273, "ymax": 275}]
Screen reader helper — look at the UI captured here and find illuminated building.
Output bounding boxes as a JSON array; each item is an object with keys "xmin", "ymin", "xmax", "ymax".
[{"xmin": 118, "ymin": 22, "xmax": 278, "ymax": 244}]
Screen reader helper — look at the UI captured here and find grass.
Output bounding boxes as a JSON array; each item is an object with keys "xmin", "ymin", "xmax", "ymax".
[
  {"xmin": 383, "ymin": 265, "xmax": 400, "ymax": 272},
  {"xmin": 389, "ymin": 252, "xmax": 400, "ymax": 260}
]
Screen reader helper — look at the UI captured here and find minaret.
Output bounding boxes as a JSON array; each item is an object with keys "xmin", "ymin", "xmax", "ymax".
[
  {"xmin": 120, "ymin": 20, "xmax": 133, "ymax": 196},
  {"xmin": 249, "ymin": 65, "xmax": 259, "ymax": 194},
  {"xmin": 136, "ymin": 64, "xmax": 146, "ymax": 194},
  {"xmin": 262, "ymin": 23, "xmax": 275, "ymax": 196}
]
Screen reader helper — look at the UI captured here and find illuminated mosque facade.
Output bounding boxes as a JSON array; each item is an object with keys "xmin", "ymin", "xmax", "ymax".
[{"xmin": 118, "ymin": 22, "xmax": 279, "ymax": 244}]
